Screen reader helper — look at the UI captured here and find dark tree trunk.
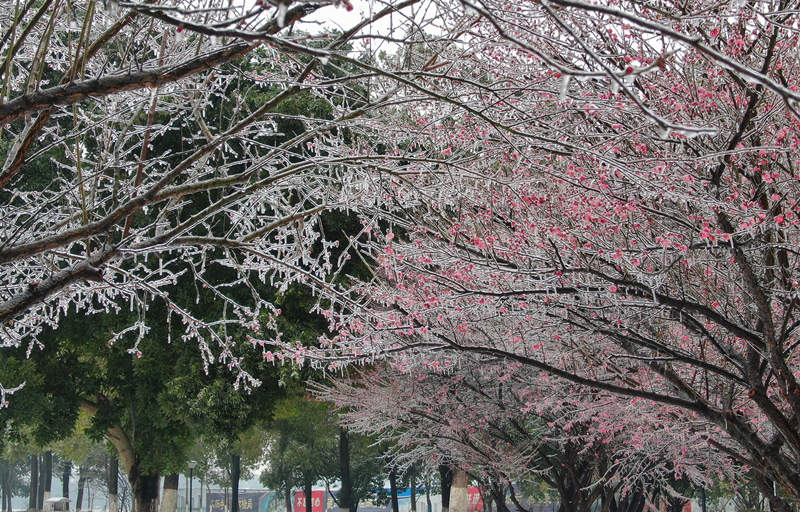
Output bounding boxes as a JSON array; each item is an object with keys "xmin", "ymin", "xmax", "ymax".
[
  {"xmin": 304, "ymin": 480, "xmax": 313, "ymax": 512},
  {"xmin": 131, "ymin": 472, "xmax": 160, "ymax": 512},
  {"xmin": 665, "ymin": 498, "xmax": 685, "ymax": 512},
  {"xmin": 284, "ymin": 487, "xmax": 293, "ymax": 512},
  {"xmin": 108, "ymin": 457, "xmax": 119, "ymax": 512},
  {"xmin": 1, "ymin": 461, "xmax": 8, "ymax": 512},
  {"xmin": 338, "ymin": 429, "xmax": 353, "ymax": 512},
  {"xmin": 76, "ymin": 464, "xmax": 87, "ymax": 512},
  {"xmin": 389, "ymin": 468, "xmax": 399, "ymax": 512},
  {"xmin": 62, "ymin": 461, "xmax": 71, "ymax": 504},
  {"xmin": 28, "ymin": 454, "xmax": 39, "ymax": 512},
  {"xmin": 602, "ymin": 485, "xmax": 645, "ymax": 512},
  {"xmin": 43, "ymin": 452, "xmax": 53, "ymax": 501},
  {"xmin": 556, "ymin": 484, "xmax": 595, "ymax": 512},
  {"xmin": 3, "ymin": 469, "xmax": 9, "ymax": 512},
  {"xmin": 4, "ymin": 471, "xmax": 10, "ymax": 512},
  {"xmin": 753, "ymin": 478, "xmax": 793, "ymax": 512},
  {"xmin": 553, "ymin": 446, "xmax": 601, "ymax": 512},
  {"xmin": 439, "ymin": 466, "xmax": 453, "ymax": 512},
  {"xmin": 409, "ymin": 470, "xmax": 416, "ymax": 512},
  {"xmin": 37, "ymin": 454, "xmax": 46, "ymax": 511},
  {"xmin": 425, "ymin": 478, "xmax": 432, "ymax": 512},
  {"xmin": 230, "ymin": 454, "xmax": 240, "ymax": 512},
  {"xmin": 491, "ymin": 483, "xmax": 509, "ymax": 512}
]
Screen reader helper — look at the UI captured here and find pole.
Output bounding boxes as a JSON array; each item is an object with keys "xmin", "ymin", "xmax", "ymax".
[
  {"xmin": 189, "ymin": 468, "xmax": 194, "ymax": 512},
  {"xmin": 701, "ymin": 488, "xmax": 706, "ymax": 512}
]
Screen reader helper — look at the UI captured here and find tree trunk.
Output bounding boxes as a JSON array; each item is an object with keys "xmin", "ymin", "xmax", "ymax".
[
  {"xmin": 37, "ymin": 454, "xmax": 46, "ymax": 511},
  {"xmin": 76, "ymin": 464, "xmax": 87, "ymax": 512},
  {"xmin": 7, "ymin": 471, "xmax": 12, "ymax": 512},
  {"xmin": 491, "ymin": 483, "xmax": 508, "ymax": 512},
  {"xmin": 449, "ymin": 471, "xmax": 468, "ymax": 512},
  {"xmin": 304, "ymin": 480, "xmax": 313, "ymax": 512},
  {"xmin": 664, "ymin": 497, "xmax": 684, "ymax": 512},
  {"xmin": 284, "ymin": 487, "xmax": 292, "ymax": 512},
  {"xmin": 230, "ymin": 454, "xmax": 240, "ymax": 512},
  {"xmin": 159, "ymin": 474, "xmax": 179, "ymax": 512},
  {"xmin": 425, "ymin": 477, "xmax": 432, "ymax": 512},
  {"xmin": 439, "ymin": 466, "xmax": 453, "ymax": 512},
  {"xmin": 5, "ymin": 469, "xmax": 10, "ymax": 512},
  {"xmin": 108, "ymin": 457, "xmax": 119, "ymax": 512},
  {"xmin": 43, "ymin": 452, "xmax": 53, "ymax": 504},
  {"xmin": 28, "ymin": 454, "xmax": 39, "ymax": 512},
  {"xmin": 131, "ymin": 472, "xmax": 160, "ymax": 512},
  {"xmin": 62, "ymin": 461, "xmax": 71, "ymax": 506},
  {"xmin": 388, "ymin": 468, "xmax": 399, "ymax": 512},
  {"xmin": 1, "ymin": 461, "xmax": 8, "ymax": 512},
  {"xmin": 481, "ymin": 487, "xmax": 490, "ymax": 512},
  {"xmin": 3, "ymin": 470, "xmax": 10, "ymax": 512},
  {"xmin": 409, "ymin": 470, "xmax": 416, "ymax": 512},
  {"xmin": 555, "ymin": 485, "xmax": 595, "ymax": 512},
  {"xmin": 338, "ymin": 429, "xmax": 352, "ymax": 512}
]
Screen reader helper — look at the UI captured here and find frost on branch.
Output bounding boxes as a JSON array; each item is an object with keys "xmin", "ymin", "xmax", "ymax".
[
  {"xmin": 302, "ymin": 0, "xmax": 800, "ymax": 506},
  {"xmin": 315, "ymin": 360, "xmax": 738, "ymax": 505},
  {"xmin": 0, "ymin": 0, "xmax": 434, "ymax": 394},
  {"xmin": 0, "ymin": 381, "xmax": 24, "ymax": 409}
]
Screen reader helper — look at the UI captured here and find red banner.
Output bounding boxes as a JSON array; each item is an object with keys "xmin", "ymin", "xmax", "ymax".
[
  {"xmin": 467, "ymin": 487, "xmax": 483, "ymax": 512},
  {"xmin": 294, "ymin": 491, "xmax": 325, "ymax": 512}
]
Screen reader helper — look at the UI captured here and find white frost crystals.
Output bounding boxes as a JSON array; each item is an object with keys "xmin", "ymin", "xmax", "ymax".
[
  {"xmin": 0, "ymin": 0, "xmax": 433, "ymax": 404},
  {"xmin": 0, "ymin": 382, "xmax": 24, "ymax": 408}
]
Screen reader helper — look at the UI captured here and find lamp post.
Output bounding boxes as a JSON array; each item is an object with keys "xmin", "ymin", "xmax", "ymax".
[{"xmin": 188, "ymin": 461, "xmax": 197, "ymax": 512}]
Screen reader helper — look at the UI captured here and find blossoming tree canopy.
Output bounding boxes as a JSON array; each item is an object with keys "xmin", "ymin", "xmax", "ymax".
[
  {"xmin": 299, "ymin": 0, "xmax": 800, "ymax": 508},
  {"xmin": 315, "ymin": 361, "xmax": 737, "ymax": 512},
  {"xmin": 4, "ymin": 0, "xmax": 800, "ymax": 507}
]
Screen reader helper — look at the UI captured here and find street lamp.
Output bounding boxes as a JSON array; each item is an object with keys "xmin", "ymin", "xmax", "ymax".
[{"xmin": 188, "ymin": 462, "xmax": 197, "ymax": 512}]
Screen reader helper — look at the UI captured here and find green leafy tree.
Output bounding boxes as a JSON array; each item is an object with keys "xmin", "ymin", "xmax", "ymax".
[{"xmin": 261, "ymin": 395, "xmax": 338, "ymax": 512}]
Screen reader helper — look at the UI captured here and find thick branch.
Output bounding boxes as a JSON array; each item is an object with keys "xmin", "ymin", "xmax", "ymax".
[{"xmin": 0, "ymin": 41, "xmax": 255, "ymax": 126}]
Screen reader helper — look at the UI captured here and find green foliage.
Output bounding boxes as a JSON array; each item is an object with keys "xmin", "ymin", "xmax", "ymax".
[
  {"xmin": 516, "ymin": 479, "xmax": 558, "ymax": 504},
  {"xmin": 260, "ymin": 394, "xmax": 338, "ymax": 492},
  {"xmin": 50, "ymin": 412, "xmax": 96, "ymax": 465},
  {"xmin": 0, "ymin": 336, "xmax": 84, "ymax": 446},
  {"xmin": 343, "ymin": 434, "xmax": 386, "ymax": 511}
]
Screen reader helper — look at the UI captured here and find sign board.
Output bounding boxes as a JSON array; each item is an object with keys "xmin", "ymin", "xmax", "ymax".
[
  {"xmin": 207, "ymin": 491, "xmax": 274, "ymax": 512},
  {"xmin": 294, "ymin": 490, "xmax": 325, "ymax": 512},
  {"xmin": 467, "ymin": 487, "xmax": 483, "ymax": 512}
]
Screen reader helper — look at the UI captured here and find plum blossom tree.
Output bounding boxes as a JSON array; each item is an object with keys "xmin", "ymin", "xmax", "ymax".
[
  {"xmin": 281, "ymin": 0, "xmax": 800, "ymax": 509},
  {"xmin": 316, "ymin": 360, "xmax": 736, "ymax": 512},
  {"xmin": 5, "ymin": 1, "xmax": 800, "ymax": 510}
]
